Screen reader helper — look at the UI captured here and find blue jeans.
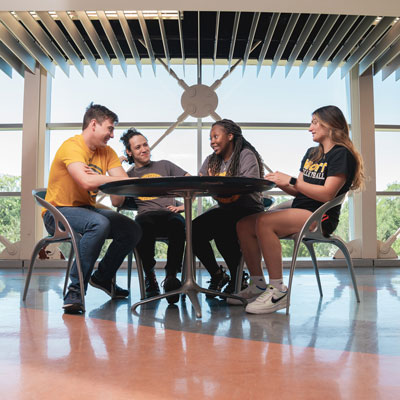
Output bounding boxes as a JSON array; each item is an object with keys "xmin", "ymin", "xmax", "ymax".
[{"xmin": 43, "ymin": 206, "xmax": 142, "ymax": 292}]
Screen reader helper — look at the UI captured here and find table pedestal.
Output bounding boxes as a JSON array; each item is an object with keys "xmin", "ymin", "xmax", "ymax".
[{"xmin": 131, "ymin": 193, "xmax": 247, "ymax": 318}]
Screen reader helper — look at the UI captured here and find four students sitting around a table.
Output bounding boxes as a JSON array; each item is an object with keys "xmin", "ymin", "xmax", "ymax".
[{"xmin": 44, "ymin": 102, "xmax": 363, "ymax": 315}]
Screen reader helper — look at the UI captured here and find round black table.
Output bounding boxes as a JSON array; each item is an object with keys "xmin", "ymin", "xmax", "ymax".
[{"xmin": 100, "ymin": 176, "xmax": 275, "ymax": 318}]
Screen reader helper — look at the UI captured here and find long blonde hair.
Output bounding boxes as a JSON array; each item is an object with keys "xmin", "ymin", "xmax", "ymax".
[{"xmin": 311, "ymin": 105, "xmax": 365, "ymax": 190}]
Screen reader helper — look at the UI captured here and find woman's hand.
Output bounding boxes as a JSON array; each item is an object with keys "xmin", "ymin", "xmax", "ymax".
[
  {"xmin": 167, "ymin": 204, "xmax": 184, "ymax": 213},
  {"xmin": 265, "ymin": 171, "xmax": 291, "ymax": 187}
]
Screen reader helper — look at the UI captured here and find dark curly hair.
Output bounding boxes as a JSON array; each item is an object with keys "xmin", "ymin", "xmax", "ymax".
[
  {"xmin": 208, "ymin": 119, "xmax": 264, "ymax": 178},
  {"xmin": 120, "ymin": 128, "xmax": 148, "ymax": 165},
  {"xmin": 82, "ymin": 102, "xmax": 118, "ymax": 130}
]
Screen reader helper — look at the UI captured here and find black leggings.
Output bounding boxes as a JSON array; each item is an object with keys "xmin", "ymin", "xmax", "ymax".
[
  {"xmin": 192, "ymin": 206, "xmax": 261, "ymax": 281},
  {"xmin": 135, "ymin": 210, "xmax": 185, "ymax": 276}
]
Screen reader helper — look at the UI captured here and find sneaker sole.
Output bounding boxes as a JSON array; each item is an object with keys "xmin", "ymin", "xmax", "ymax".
[
  {"xmin": 89, "ymin": 278, "xmax": 112, "ymax": 297},
  {"xmin": 63, "ymin": 303, "xmax": 84, "ymax": 314},
  {"xmin": 164, "ymin": 278, "xmax": 182, "ymax": 304},
  {"xmin": 245, "ymin": 300, "xmax": 287, "ymax": 314},
  {"xmin": 227, "ymin": 295, "xmax": 259, "ymax": 306}
]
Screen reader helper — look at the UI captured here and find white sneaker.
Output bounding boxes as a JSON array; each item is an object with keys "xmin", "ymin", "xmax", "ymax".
[
  {"xmin": 226, "ymin": 281, "xmax": 267, "ymax": 305},
  {"xmin": 245, "ymin": 285, "xmax": 288, "ymax": 314}
]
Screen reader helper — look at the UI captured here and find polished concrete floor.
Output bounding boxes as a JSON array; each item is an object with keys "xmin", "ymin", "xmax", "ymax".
[{"xmin": 1, "ymin": 266, "xmax": 400, "ymax": 399}]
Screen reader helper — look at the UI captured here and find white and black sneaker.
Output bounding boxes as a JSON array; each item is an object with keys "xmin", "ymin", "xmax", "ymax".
[
  {"xmin": 226, "ymin": 280, "xmax": 267, "ymax": 305},
  {"xmin": 245, "ymin": 284, "xmax": 288, "ymax": 314}
]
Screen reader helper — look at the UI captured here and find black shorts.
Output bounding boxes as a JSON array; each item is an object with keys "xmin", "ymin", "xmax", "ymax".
[{"xmin": 321, "ymin": 213, "xmax": 338, "ymax": 237}]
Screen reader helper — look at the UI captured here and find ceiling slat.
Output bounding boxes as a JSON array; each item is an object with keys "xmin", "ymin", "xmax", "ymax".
[
  {"xmin": 0, "ymin": 19, "xmax": 36, "ymax": 73},
  {"xmin": 395, "ymin": 67, "xmax": 400, "ymax": 81},
  {"xmin": 76, "ymin": 10, "xmax": 113, "ymax": 76},
  {"xmin": 36, "ymin": 11, "xmax": 83, "ymax": 77},
  {"xmin": 0, "ymin": 56, "xmax": 12, "ymax": 77},
  {"xmin": 327, "ymin": 16, "xmax": 376, "ymax": 78},
  {"xmin": 341, "ymin": 16, "xmax": 394, "ymax": 78},
  {"xmin": 271, "ymin": 13, "xmax": 300, "ymax": 77},
  {"xmin": 177, "ymin": 11, "xmax": 185, "ymax": 75},
  {"xmin": 15, "ymin": 11, "xmax": 70, "ymax": 77},
  {"xmin": 57, "ymin": 11, "xmax": 98, "ymax": 76},
  {"xmin": 137, "ymin": 10, "xmax": 156, "ymax": 76},
  {"xmin": 158, "ymin": 11, "xmax": 171, "ymax": 71},
  {"xmin": 373, "ymin": 36, "xmax": 400, "ymax": 75},
  {"xmin": 313, "ymin": 15, "xmax": 358, "ymax": 78},
  {"xmin": 299, "ymin": 15, "xmax": 339, "ymax": 78},
  {"xmin": 97, "ymin": 11, "xmax": 127, "ymax": 76},
  {"xmin": 228, "ymin": 12, "xmax": 241, "ymax": 70},
  {"xmin": 359, "ymin": 19, "xmax": 400, "ymax": 75},
  {"xmin": 242, "ymin": 12, "xmax": 260, "ymax": 75},
  {"xmin": 212, "ymin": 11, "xmax": 220, "ymax": 73},
  {"xmin": 257, "ymin": 13, "xmax": 280, "ymax": 76},
  {"xmin": 0, "ymin": 11, "xmax": 55, "ymax": 76},
  {"xmin": 285, "ymin": 14, "xmax": 319, "ymax": 77},
  {"xmin": 0, "ymin": 40, "xmax": 25, "ymax": 77},
  {"xmin": 381, "ymin": 52, "xmax": 400, "ymax": 80},
  {"xmin": 116, "ymin": 11, "xmax": 142, "ymax": 76}
]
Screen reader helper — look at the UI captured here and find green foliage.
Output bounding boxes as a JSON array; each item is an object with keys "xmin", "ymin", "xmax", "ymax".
[
  {"xmin": 376, "ymin": 182, "xmax": 400, "ymax": 254},
  {"xmin": 0, "ymin": 175, "xmax": 21, "ymax": 252}
]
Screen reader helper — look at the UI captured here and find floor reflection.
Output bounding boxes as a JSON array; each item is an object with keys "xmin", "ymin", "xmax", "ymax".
[{"xmin": 1, "ymin": 267, "xmax": 400, "ymax": 398}]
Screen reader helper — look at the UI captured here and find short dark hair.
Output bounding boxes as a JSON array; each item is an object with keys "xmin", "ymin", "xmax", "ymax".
[
  {"xmin": 82, "ymin": 102, "xmax": 118, "ymax": 130},
  {"xmin": 120, "ymin": 128, "xmax": 148, "ymax": 164}
]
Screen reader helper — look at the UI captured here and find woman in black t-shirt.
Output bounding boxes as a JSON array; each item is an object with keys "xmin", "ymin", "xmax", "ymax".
[{"xmin": 232, "ymin": 106, "xmax": 365, "ymax": 314}]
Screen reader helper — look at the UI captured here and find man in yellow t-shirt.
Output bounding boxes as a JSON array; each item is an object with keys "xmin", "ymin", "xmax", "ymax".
[{"xmin": 43, "ymin": 103, "xmax": 142, "ymax": 314}]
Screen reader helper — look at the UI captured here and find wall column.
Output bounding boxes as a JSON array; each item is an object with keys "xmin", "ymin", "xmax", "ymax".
[
  {"xmin": 20, "ymin": 65, "xmax": 51, "ymax": 260},
  {"xmin": 346, "ymin": 65, "xmax": 377, "ymax": 258}
]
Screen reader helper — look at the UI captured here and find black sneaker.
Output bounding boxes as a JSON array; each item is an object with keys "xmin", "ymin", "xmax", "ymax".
[
  {"xmin": 221, "ymin": 271, "xmax": 249, "ymax": 299},
  {"xmin": 145, "ymin": 271, "xmax": 160, "ymax": 298},
  {"xmin": 162, "ymin": 275, "xmax": 182, "ymax": 304},
  {"xmin": 63, "ymin": 288, "xmax": 84, "ymax": 314},
  {"xmin": 89, "ymin": 273, "xmax": 129, "ymax": 299},
  {"xmin": 206, "ymin": 266, "xmax": 230, "ymax": 298}
]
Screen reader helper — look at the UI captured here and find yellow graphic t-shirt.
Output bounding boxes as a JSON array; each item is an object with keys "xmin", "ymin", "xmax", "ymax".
[{"xmin": 43, "ymin": 134, "xmax": 121, "ymax": 214}]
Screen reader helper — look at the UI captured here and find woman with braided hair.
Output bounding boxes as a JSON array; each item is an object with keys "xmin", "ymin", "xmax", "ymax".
[{"xmin": 192, "ymin": 119, "xmax": 265, "ymax": 297}]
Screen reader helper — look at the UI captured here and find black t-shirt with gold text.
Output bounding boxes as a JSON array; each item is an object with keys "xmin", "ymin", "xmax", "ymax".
[{"xmin": 292, "ymin": 145, "xmax": 356, "ymax": 224}]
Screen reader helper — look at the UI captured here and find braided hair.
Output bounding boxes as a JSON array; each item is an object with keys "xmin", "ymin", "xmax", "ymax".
[{"xmin": 207, "ymin": 119, "xmax": 264, "ymax": 178}]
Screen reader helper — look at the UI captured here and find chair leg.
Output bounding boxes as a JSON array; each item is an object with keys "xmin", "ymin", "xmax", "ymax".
[
  {"xmin": 127, "ymin": 251, "xmax": 133, "ymax": 290},
  {"xmin": 286, "ymin": 237, "xmax": 303, "ymax": 315},
  {"xmin": 23, "ymin": 239, "xmax": 48, "ymax": 301},
  {"xmin": 134, "ymin": 249, "xmax": 146, "ymax": 300},
  {"xmin": 235, "ymin": 256, "xmax": 245, "ymax": 293},
  {"xmin": 333, "ymin": 238, "xmax": 360, "ymax": 303},
  {"xmin": 304, "ymin": 241, "xmax": 323, "ymax": 297},
  {"xmin": 63, "ymin": 244, "xmax": 74, "ymax": 296}
]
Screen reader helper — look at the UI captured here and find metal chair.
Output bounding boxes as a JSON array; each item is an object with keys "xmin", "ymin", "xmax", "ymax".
[
  {"xmin": 284, "ymin": 193, "xmax": 360, "ymax": 314},
  {"xmin": 22, "ymin": 189, "xmax": 86, "ymax": 310},
  {"xmin": 236, "ymin": 193, "xmax": 360, "ymax": 313}
]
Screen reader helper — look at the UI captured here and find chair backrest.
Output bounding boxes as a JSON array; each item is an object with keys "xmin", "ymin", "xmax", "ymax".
[
  {"xmin": 298, "ymin": 193, "xmax": 348, "ymax": 241},
  {"xmin": 32, "ymin": 188, "xmax": 76, "ymax": 240}
]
